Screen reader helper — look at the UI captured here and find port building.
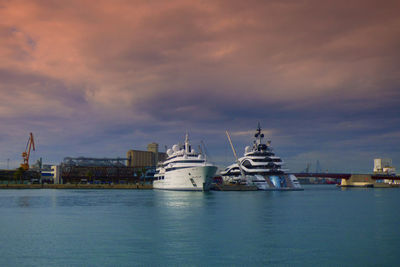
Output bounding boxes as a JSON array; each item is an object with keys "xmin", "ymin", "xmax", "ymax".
[
  {"xmin": 373, "ymin": 158, "xmax": 396, "ymax": 175},
  {"xmin": 0, "ymin": 143, "xmax": 166, "ymax": 185},
  {"xmin": 127, "ymin": 143, "xmax": 167, "ymax": 168},
  {"xmin": 56, "ymin": 142, "xmax": 167, "ymax": 184}
]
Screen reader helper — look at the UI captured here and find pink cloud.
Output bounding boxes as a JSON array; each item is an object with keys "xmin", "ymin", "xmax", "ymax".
[{"xmin": 0, "ymin": 0, "xmax": 399, "ymax": 137}]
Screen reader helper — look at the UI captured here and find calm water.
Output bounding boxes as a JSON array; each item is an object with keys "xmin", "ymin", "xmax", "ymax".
[{"xmin": 0, "ymin": 185, "xmax": 399, "ymax": 266}]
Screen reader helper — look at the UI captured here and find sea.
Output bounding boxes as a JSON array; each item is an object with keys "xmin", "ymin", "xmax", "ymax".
[{"xmin": 0, "ymin": 185, "xmax": 399, "ymax": 266}]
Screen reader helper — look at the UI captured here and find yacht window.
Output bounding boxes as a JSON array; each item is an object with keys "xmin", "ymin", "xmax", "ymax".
[
  {"xmin": 170, "ymin": 160, "xmax": 205, "ymax": 164},
  {"xmin": 242, "ymin": 160, "xmax": 252, "ymax": 168},
  {"xmin": 166, "ymin": 166, "xmax": 192, "ymax": 172},
  {"xmin": 190, "ymin": 178, "xmax": 197, "ymax": 187},
  {"xmin": 253, "ymin": 158, "xmax": 270, "ymax": 162},
  {"xmin": 257, "ymin": 144, "xmax": 267, "ymax": 151}
]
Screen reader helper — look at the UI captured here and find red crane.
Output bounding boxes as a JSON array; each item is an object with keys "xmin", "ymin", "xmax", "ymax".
[{"xmin": 21, "ymin": 132, "xmax": 35, "ymax": 170}]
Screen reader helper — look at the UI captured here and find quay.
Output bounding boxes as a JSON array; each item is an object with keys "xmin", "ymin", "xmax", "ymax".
[
  {"xmin": 340, "ymin": 174, "xmax": 400, "ymax": 188},
  {"xmin": 0, "ymin": 184, "xmax": 153, "ymax": 189}
]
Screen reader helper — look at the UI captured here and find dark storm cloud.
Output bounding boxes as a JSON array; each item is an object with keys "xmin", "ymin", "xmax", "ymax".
[{"xmin": 0, "ymin": 0, "xmax": 399, "ymax": 171}]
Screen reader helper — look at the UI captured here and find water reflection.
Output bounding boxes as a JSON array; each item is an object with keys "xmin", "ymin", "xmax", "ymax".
[
  {"xmin": 154, "ymin": 190, "xmax": 212, "ymax": 208},
  {"xmin": 17, "ymin": 196, "xmax": 31, "ymax": 207},
  {"xmin": 340, "ymin": 186, "xmax": 372, "ymax": 191}
]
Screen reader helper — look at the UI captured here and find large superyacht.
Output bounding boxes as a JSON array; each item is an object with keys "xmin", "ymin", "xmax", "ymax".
[
  {"xmin": 221, "ymin": 124, "xmax": 302, "ymax": 190},
  {"xmin": 153, "ymin": 134, "xmax": 218, "ymax": 191}
]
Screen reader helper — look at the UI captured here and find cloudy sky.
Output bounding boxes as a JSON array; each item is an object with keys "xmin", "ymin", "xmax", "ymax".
[{"xmin": 1, "ymin": 0, "xmax": 399, "ymax": 172}]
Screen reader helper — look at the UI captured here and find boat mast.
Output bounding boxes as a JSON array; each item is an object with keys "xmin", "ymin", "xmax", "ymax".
[
  {"xmin": 226, "ymin": 131, "xmax": 246, "ymax": 179},
  {"xmin": 185, "ymin": 132, "xmax": 190, "ymax": 153},
  {"xmin": 255, "ymin": 122, "xmax": 263, "ymax": 145}
]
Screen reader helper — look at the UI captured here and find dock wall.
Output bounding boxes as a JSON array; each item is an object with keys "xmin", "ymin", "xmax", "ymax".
[
  {"xmin": 340, "ymin": 174, "xmax": 374, "ymax": 187},
  {"xmin": 340, "ymin": 174, "xmax": 400, "ymax": 187}
]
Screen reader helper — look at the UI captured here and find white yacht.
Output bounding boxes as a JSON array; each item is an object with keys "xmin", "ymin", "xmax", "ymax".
[
  {"xmin": 153, "ymin": 134, "xmax": 218, "ymax": 191},
  {"xmin": 221, "ymin": 124, "xmax": 302, "ymax": 190}
]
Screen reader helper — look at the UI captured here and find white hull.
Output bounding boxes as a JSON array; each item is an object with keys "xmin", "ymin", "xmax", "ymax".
[
  {"xmin": 154, "ymin": 166, "xmax": 217, "ymax": 191},
  {"xmin": 222, "ymin": 174, "xmax": 302, "ymax": 190}
]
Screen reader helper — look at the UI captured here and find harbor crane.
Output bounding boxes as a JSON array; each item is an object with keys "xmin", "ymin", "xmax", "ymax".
[{"xmin": 20, "ymin": 132, "xmax": 35, "ymax": 170}]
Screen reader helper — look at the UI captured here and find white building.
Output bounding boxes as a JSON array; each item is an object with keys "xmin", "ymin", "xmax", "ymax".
[
  {"xmin": 373, "ymin": 158, "xmax": 396, "ymax": 175},
  {"xmin": 51, "ymin": 165, "xmax": 61, "ymax": 184}
]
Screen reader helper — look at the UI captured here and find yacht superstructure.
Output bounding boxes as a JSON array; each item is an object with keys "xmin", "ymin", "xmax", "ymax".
[
  {"xmin": 153, "ymin": 134, "xmax": 217, "ymax": 191},
  {"xmin": 221, "ymin": 124, "xmax": 302, "ymax": 190}
]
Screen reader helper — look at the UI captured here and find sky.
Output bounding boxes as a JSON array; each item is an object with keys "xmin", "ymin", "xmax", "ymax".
[{"xmin": 0, "ymin": 0, "xmax": 399, "ymax": 173}]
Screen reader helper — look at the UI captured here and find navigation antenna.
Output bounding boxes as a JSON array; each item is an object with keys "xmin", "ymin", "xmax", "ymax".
[
  {"xmin": 225, "ymin": 131, "xmax": 246, "ymax": 179},
  {"xmin": 200, "ymin": 140, "xmax": 209, "ymax": 161},
  {"xmin": 255, "ymin": 122, "xmax": 264, "ymax": 146}
]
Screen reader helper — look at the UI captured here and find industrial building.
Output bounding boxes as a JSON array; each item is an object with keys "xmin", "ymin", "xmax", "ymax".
[
  {"xmin": 1, "ymin": 141, "xmax": 167, "ymax": 185},
  {"xmin": 43, "ymin": 143, "xmax": 168, "ymax": 184},
  {"xmin": 127, "ymin": 143, "xmax": 167, "ymax": 168},
  {"xmin": 59, "ymin": 157, "xmax": 141, "ymax": 184},
  {"xmin": 0, "ymin": 169, "xmax": 40, "ymax": 184},
  {"xmin": 373, "ymin": 158, "xmax": 396, "ymax": 175}
]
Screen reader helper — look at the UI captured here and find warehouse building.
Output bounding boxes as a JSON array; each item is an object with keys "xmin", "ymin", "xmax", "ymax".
[{"xmin": 127, "ymin": 143, "xmax": 167, "ymax": 168}]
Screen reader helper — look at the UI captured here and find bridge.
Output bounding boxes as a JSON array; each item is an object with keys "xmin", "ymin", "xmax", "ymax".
[
  {"xmin": 293, "ymin": 173, "xmax": 400, "ymax": 180},
  {"xmin": 293, "ymin": 173, "xmax": 351, "ymax": 179},
  {"xmin": 291, "ymin": 173, "xmax": 400, "ymax": 187},
  {"xmin": 291, "ymin": 173, "xmax": 400, "ymax": 180}
]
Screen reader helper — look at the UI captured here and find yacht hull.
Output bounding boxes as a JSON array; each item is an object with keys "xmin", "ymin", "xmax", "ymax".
[
  {"xmin": 222, "ymin": 174, "xmax": 303, "ymax": 191},
  {"xmin": 153, "ymin": 166, "xmax": 217, "ymax": 191}
]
